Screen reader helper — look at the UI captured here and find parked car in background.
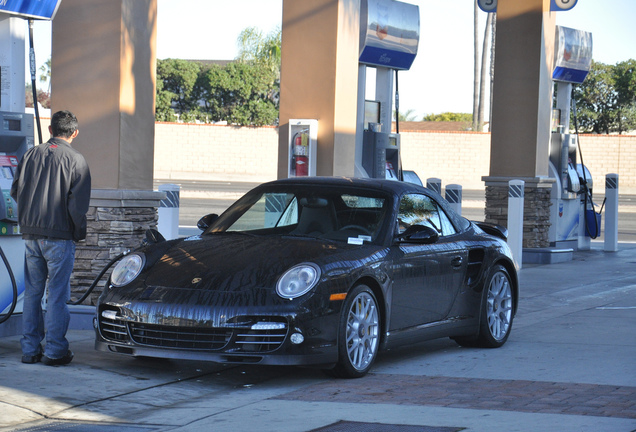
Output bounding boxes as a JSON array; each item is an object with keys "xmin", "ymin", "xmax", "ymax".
[{"xmin": 96, "ymin": 177, "xmax": 518, "ymax": 378}]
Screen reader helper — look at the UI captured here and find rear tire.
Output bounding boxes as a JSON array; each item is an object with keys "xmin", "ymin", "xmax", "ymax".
[
  {"xmin": 454, "ymin": 264, "xmax": 514, "ymax": 348},
  {"xmin": 329, "ymin": 285, "xmax": 380, "ymax": 378}
]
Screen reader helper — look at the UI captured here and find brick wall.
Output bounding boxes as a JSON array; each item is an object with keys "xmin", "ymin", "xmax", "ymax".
[
  {"xmin": 154, "ymin": 122, "xmax": 636, "ymax": 193},
  {"xmin": 577, "ymin": 134, "xmax": 636, "ymax": 193},
  {"xmin": 398, "ymin": 131, "xmax": 492, "ymax": 190},
  {"xmin": 154, "ymin": 122, "xmax": 279, "ymax": 182}
]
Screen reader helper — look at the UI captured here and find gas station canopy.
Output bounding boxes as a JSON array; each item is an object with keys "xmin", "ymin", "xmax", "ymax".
[{"xmin": 0, "ymin": 0, "xmax": 62, "ymax": 20}]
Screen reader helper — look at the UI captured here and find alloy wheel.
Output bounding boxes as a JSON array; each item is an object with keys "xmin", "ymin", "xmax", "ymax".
[
  {"xmin": 486, "ymin": 270, "xmax": 513, "ymax": 341},
  {"xmin": 345, "ymin": 291, "xmax": 379, "ymax": 371}
]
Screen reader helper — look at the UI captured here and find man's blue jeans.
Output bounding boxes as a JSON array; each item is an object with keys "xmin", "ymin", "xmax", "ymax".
[{"xmin": 21, "ymin": 239, "xmax": 76, "ymax": 359}]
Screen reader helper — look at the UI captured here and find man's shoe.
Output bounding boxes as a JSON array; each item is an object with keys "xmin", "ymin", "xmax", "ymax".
[
  {"xmin": 42, "ymin": 350, "xmax": 74, "ymax": 366},
  {"xmin": 21, "ymin": 352, "xmax": 42, "ymax": 364}
]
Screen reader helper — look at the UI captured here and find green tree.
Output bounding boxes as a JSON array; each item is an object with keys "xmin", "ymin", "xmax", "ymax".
[
  {"xmin": 236, "ymin": 26, "xmax": 281, "ymax": 117},
  {"xmin": 572, "ymin": 60, "xmax": 636, "ymax": 134},
  {"xmin": 198, "ymin": 62, "xmax": 278, "ymax": 126},
  {"xmin": 613, "ymin": 59, "xmax": 636, "ymax": 133},
  {"xmin": 25, "ymin": 83, "xmax": 51, "ymax": 109},
  {"xmin": 423, "ymin": 112, "xmax": 473, "ymax": 122},
  {"xmin": 156, "ymin": 58, "xmax": 201, "ymax": 117},
  {"xmin": 155, "ymin": 76, "xmax": 177, "ymax": 122},
  {"xmin": 155, "ymin": 27, "xmax": 282, "ymax": 125},
  {"xmin": 396, "ymin": 109, "xmax": 418, "ymax": 122},
  {"xmin": 39, "ymin": 58, "xmax": 51, "ymax": 93},
  {"xmin": 237, "ymin": 26, "xmax": 281, "ymax": 77},
  {"xmin": 573, "ymin": 61, "xmax": 617, "ymax": 134}
]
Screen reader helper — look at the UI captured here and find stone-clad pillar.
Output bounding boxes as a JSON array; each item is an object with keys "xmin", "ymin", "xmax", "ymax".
[
  {"xmin": 482, "ymin": 0, "xmax": 556, "ymax": 248},
  {"xmin": 51, "ymin": 0, "xmax": 162, "ymax": 302},
  {"xmin": 484, "ymin": 183, "xmax": 551, "ymax": 248},
  {"xmin": 70, "ymin": 191, "xmax": 163, "ymax": 304}
]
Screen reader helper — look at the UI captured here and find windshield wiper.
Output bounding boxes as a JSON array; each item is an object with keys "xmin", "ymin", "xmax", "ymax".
[
  {"xmin": 281, "ymin": 233, "xmax": 339, "ymax": 244},
  {"xmin": 205, "ymin": 230, "xmax": 258, "ymax": 237}
]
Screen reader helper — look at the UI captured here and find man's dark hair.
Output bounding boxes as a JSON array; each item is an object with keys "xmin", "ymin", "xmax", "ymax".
[{"xmin": 50, "ymin": 110, "xmax": 79, "ymax": 138}]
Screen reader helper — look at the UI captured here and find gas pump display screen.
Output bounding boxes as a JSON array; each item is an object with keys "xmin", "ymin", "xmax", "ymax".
[
  {"xmin": 0, "ymin": 156, "xmax": 18, "ymax": 182},
  {"xmin": 3, "ymin": 119, "xmax": 21, "ymax": 131},
  {"xmin": 1, "ymin": 166, "xmax": 14, "ymax": 181}
]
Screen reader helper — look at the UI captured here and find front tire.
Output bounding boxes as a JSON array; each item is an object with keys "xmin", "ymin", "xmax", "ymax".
[{"xmin": 329, "ymin": 285, "xmax": 380, "ymax": 378}]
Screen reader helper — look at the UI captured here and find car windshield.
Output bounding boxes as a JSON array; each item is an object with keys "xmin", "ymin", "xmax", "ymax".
[{"xmin": 208, "ymin": 185, "xmax": 390, "ymax": 244}]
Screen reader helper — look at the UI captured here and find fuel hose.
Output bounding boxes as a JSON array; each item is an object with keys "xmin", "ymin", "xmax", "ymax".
[
  {"xmin": 68, "ymin": 251, "xmax": 128, "ymax": 306},
  {"xmin": 572, "ymin": 95, "xmax": 601, "ymax": 239},
  {"xmin": 0, "ymin": 245, "xmax": 18, "ymax": 324}
]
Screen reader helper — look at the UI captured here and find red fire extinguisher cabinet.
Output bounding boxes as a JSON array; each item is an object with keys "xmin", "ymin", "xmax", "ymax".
[{"xmin": 288, "ymin": 119, "xmax": 318, "ymax": 177}]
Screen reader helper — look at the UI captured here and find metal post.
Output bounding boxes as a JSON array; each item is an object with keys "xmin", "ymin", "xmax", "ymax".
[
  {"xmin": 445, "ymin": 184, "xmax": 462, "ymax": 216},
  {"xmin": 158, "ymin": 184, "xmax": 180, "ymax": 240},
  {"xmin": 604, "ymin": 174, "xmax": 619, "ymax": 252},
  {"xmin": 578, "ymin": 193, "xmax": 591, "ymax": 251},
  {"xmin": 426, "ymin": 178, "xmax": 442, "ymax": 195},
  {"xmin": 507, "ymin": 180, "xmax": 525, "ymax": 270}
]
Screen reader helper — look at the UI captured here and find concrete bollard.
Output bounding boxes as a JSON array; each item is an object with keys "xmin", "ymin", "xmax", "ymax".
[
  {"xmin": 158, "ymin": 184, "xmax": 180, "ymax": 240},
  {"xmin": 604, "ymin": 174, "xmax": 619, "ymax": 252},
  {"xmin": 426, "ymin": 178, "xmax": 442, "ymax": 195},
  {"xmin": 445, "ymin": 184, "xmax": 462, "ymax": 216},
  {"xmin": 507, "ymin": 180, "xmax": 524, "ymax": 270},
  {"xmin": 578, "ymin": 195, "xmax": 591, "ymax": 251}
]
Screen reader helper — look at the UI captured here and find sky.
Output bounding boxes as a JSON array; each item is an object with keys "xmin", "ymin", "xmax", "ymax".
[{"xmin": 25, "ymin": 0, "xmax": 636, "ymax": 120}]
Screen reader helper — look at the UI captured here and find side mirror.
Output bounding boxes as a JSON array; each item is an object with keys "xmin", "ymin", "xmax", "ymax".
[
  {"xmin": 396, "ymin": 224, "xmax": 439, "ymax": 244},
  {"xmin": 145, "ymin": 228, "xmax": 166, "ymax": 245},
  {"xmin": 197, "ymin": 213, "xmax": 219, "ymax": 231}
]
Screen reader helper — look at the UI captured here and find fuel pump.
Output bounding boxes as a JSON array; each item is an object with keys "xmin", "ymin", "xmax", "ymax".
[
  {"xmin": 548, "ymin": 26, "xmax": 595, "ymax": 250},
  {"xmin": 0, "ymin": 111, "xmax": 34, "ymax": 326},
  {"xmin": 362, "ymin": 125, "xmax": 401, "ymax": 180},
  {"xmin": 548, "ymin": 129, "xmax": 581, "ymax": 246},
  {"xmin": 355, "ymin": 0, "xmax": 418, "ymax": 180},
  {"xmin": 0, "ymin": 2, "xmax": 59, "ymax": 334}
]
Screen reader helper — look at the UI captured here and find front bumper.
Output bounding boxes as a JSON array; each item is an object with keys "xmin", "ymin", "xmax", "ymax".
[
  {"xmin": 94, "ymin": 304, "xmax": 340, "ymax": 367},
  {"xmin": 95, "ymin": 338, "xmax": 338, "ymax": 367}
]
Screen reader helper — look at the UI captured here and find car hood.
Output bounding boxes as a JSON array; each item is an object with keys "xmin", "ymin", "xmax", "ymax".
[{"xmin": 141, "ymin": 233, "xmax": 377, "ymax": 292}]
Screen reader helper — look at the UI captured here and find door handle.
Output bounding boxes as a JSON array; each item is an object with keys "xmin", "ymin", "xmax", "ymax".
[{"xmin": 451, "ymin": 256, "xmax": 463, "ymax": 268}]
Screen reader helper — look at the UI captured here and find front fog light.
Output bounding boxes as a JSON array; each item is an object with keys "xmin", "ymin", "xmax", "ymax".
[
  {"xmin": 290, "ymin": 333, "xmax": 304, "ymax": 345},
  {"xmin": 251, "ymin": 322, "xmax": 287, "ymax": 330}
]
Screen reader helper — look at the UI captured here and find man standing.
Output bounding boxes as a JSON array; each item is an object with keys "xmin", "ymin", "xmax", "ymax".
[{"xmin": 11, "ymin": 110, "xmax": 91, "ymax": 366}]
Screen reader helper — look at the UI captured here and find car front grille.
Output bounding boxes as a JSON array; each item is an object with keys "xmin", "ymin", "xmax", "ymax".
[
  {"xmin": 98, "ymin": 308, "xmax": 288, "ymax": 353},
  {"xmin": 130, "ymin": 323, "xmax": 233, "ymax": 350}
]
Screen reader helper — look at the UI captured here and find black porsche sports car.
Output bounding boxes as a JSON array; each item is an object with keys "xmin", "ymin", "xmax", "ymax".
[{"xmin": 95, "ymin": 177, "xmax": 518, "ymax": 378}]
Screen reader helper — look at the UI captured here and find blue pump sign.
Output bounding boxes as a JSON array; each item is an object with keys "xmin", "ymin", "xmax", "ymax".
[
  {"xmin": 0, "ymin": 0, "xmax": 62, "ymax": 20},
  {"xmin": 359, "ymin": 0, "xmax": 419, "ymax": 71},
  {"xmin": 553, "ymin": 26, "xmax": 593, "ymax": 84}
]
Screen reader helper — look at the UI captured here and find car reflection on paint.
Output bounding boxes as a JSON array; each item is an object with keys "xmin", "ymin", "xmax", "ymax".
[{"xmin": 95, "ymin": 177, "xmax": 518, "ymax": 378}]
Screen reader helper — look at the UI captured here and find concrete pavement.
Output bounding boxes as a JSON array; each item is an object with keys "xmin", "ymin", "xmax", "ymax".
[{"xmin": 0, "ymin": 241, "xmax": 635, "ymax": 432}]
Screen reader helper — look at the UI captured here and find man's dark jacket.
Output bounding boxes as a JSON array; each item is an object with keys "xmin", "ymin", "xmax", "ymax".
[{"xmin": 10, "ymin": 137, "xmax": 92, "ymax": 242}]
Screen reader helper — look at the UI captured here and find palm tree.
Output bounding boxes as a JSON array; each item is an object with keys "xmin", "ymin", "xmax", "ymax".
[
  {"xmin": 39, "ymin": 58, "xmax": 51, "ymax": 93},
  {"xmin": 473, "ymin": 1, "xmax": 479, "ymax": 131},
  {"xmin": 473, "ymin": 2, "xmax": 496, "ymax": 132},
  {"xmin": 237, "ymin": 26, "xmax": 281, "ymax": 78}
]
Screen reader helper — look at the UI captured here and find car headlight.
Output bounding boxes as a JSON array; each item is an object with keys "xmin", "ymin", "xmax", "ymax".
[
  {"xmin": 276, "ymin": 263, "xmax": 321, "ymax": 299},
  {"xmin": 110, "ymin": 253, "xmax": 145, "ymax": 287}
]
